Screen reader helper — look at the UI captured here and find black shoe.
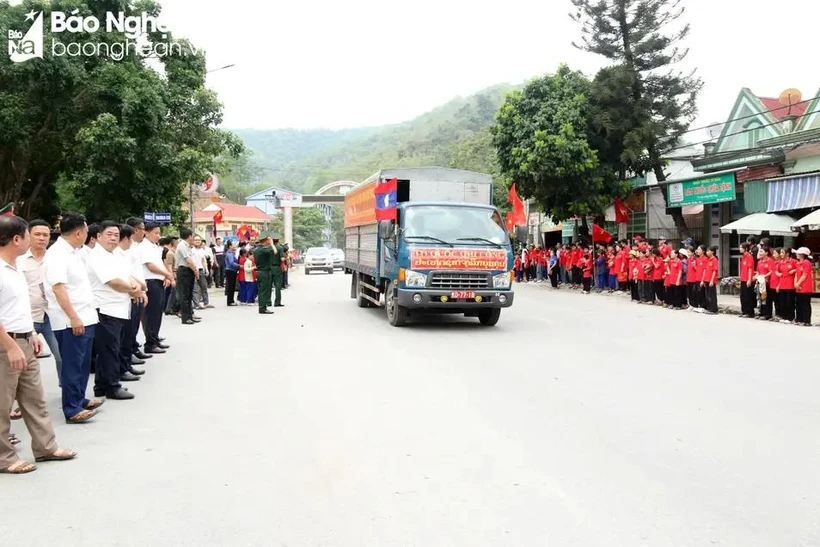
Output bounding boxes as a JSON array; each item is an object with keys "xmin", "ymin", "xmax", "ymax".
[
  {"xmin": 120, "ymin": 371, "xmax": 141, "ymax": 382},
  {"xmin": 259, "ymin": 308, "xmax": 274, "ymax": 314},
  {"xmin": 128, "ymin": 367, "xmax": 145, "ymax": 376},
  {"xmin": 182, "ymin": 319, "xmax": 196, "ymax": 325},
  {"xmin": 145, "ymin": 347, "xmax": 166, "ymax": 354},
  {"xmin": 106, "ymin": 388, "xmax": 135, "ymax": 400},
  {"xmin": 94, "ymin": 389, "xmax": 105, "ymax": 398},
  {"xmin": 134, "ymin": 351, "xmax": 152, "ymax": 360},
  {"xmin": 274, "ymin": 304, "xmax": 284, "ymax": 307},
  {"xmin": 131, "ymin": 355, "xmax": 146, "ymax": 365},
  {"xmin": 156, "ymin": 343, "xmax": 170, "ymax": 350}
]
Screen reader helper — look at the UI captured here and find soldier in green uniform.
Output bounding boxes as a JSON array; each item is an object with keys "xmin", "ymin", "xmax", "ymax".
[
  {"xmin": 253, "ymin": 233, "xmax": 275, "ymax": 314},
  {"xmin": 271, "ymin": 235, "xmax": 284, "ymax": 307}
]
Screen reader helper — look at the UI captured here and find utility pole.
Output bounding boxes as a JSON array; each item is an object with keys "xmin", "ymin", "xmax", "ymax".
[{"xmin": 189, "ymin": 183, "xmax": 195, "ymax": 233}]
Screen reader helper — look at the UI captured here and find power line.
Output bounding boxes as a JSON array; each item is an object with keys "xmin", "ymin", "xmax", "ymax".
[
  {"xmin": 664, "ymin": 93, "xmax": 819, "ymax": 142},
  {"xmin": 663, "ymin": 107, "xmax": 818, "ymax": 156}
]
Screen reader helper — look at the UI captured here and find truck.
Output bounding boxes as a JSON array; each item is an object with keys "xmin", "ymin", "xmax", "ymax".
[{"xmin": 343, "ymin": 167, "xmax": 515, "ymax": 327}]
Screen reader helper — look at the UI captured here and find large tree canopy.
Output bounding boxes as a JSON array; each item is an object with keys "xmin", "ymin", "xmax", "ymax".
[
  {"xmin": 571, "ymin": 0, "xmax": 703, "ymax": 236},
  {"xmin": 0, "ymin": 0, "xmax": 242, "ymax": 222},
  {"xmin": 491, "ymin": 65, "xmax": 624, "ymax": 224}
]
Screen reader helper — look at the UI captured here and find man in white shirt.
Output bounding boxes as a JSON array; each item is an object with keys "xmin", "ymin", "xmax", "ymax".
[
  {"xmin": 192, "ymin": 236, "xmax": 212, "ymax": 309},
  {"xmin": 43, "ymin": 212, "xmax": 102, "ymax": 423},
  {"xmin": 125, "ymin": 218, "xmax": 150, "ymax": 361},
  {"xmin": 213, "ymin": 237, "xmax": 225, "ymax": 289},
  {"xmin": 0, "ymin": 215, "xmax": 76, "ymax": 474},
  {"xmin": 17, "ymin": 219, "xmax": 63, "ymax": 384},
  {"xmin": 88, "ymin": 221, "xmax": 148, "ymax": 400},
  {"xmin": 139, "ymin": 222, "xmax": 174, "ymax": 354}
]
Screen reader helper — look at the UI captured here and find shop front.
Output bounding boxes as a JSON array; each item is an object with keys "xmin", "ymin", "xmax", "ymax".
[{"xmin": 665, "ymin": 171, "xmax": 739, "ymax": 276}]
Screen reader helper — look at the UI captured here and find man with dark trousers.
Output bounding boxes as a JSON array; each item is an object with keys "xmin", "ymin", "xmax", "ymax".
[
  {"xmin": 174, "ymin": 228, "xmax": 200, "ymax": 325},
  {"xmin": 271, "ymin": 235, "xmax": 284, "ymax": 308},
  {"xmin": 87, "ymin": 221, "xmax": 145, "ymax": 400},
  {"xmin": 138, "ymin": 222, "xmax": 173, "ymax": 354},
  {"xmin": 253, "ymin": 233, "xmax": 274, "ymax": 315},
  {"xmin": 124, "ymin": 217, "xmax": 151, "ymax": 362}
]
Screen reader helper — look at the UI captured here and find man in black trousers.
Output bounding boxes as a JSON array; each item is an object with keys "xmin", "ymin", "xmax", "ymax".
[
  {"xmin": 175, "ymin": 228, "xmax": 200, "ymax": 325},
  {"xmin": 138, "ymin": 222, "xmax": 174, "ymax": 354}
]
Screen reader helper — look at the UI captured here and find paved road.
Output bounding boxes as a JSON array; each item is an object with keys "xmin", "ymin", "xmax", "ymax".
[{"xmin": 3, "ymin": 270, "xmax": 819, "ymax": 546}]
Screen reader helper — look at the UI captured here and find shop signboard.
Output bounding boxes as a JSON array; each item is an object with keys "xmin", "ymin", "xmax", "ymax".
[{"xmin": 667, "ymin": 172, "xmax": 736, "ymax": 207}]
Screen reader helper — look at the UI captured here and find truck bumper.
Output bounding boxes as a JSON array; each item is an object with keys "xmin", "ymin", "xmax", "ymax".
[{"xmin": 396, "ymin": 288, "xmax": 514, "ymax": 309}]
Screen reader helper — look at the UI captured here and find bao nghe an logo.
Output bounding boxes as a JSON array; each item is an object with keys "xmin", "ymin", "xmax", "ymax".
[
  {"xmin": 8, "ymin": 10, "xmax": 44, "ymax": 63},
  {"xmin": 8, "ymin": 9, "xmax": 197, "ymax": 63}
]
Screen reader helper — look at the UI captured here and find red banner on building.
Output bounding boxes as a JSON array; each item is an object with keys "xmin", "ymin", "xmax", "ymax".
[{"xmin": 410, "ymin": 247, "xmax": 507, "ymax": 271}]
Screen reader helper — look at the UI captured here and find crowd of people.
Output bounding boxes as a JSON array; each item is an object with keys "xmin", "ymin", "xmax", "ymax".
[
  {"xmin": 515, "ymin": 235, "xmax": 814, "ymax": 325},
  {"xmin": 1, "ymin": 212, "xmax": 290, "ymax": 475}
]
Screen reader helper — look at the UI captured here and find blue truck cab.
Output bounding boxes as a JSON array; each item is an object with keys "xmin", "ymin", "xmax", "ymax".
[{"xmin": 344, "ymin": 167, "xmax": 515, "ymax": 327}]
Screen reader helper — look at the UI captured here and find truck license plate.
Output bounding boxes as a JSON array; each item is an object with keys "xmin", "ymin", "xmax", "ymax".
[{"xmin": 451, "ymin": 291, "xmax": 475, "ymax": 299}]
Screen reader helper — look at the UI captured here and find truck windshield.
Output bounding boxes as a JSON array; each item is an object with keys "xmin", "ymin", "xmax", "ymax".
[{"xmin": 403, "ymin": 205, "xmax": 507, "ymax": 245}]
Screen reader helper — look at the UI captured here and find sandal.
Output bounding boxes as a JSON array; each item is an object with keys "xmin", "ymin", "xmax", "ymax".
[
  {"xmin": 65, "ymin": 409, "xmax": 97, "ymax": 424},
  {"xmin": 10, "ymin": 408, "xmax": 21, "ymax": 420},
  {"xmin": 83, "ymin": 399, "xmax": 104, "ymax": 411},
  {"xmin": 8, "ymin": 434, "xmax": 20, "ymax": 446},
  {"xmin": 35, "ymin": 448, "xmax": 76, "ymax": 462},
  {"xmin": 0, "ymin": 459, "xmax": 37, "ymax": 474}
]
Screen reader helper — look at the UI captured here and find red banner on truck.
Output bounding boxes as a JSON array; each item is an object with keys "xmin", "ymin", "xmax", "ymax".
[{"xmin": 410, "ymin": 247, "xmax": 507, "ymax": 270}]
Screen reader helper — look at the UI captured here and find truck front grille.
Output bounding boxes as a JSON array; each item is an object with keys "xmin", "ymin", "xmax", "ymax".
[{"xmin": 429, "ymin": 272, "xmax": 490, "ymax": 290}]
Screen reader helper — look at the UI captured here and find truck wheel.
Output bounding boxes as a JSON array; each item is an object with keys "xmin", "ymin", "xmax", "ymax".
[
  {"xmin": 385, "ymin": 281, "xmax": 407, "ymax": 326},
  {"xmin": 477, "ymin": 308, "xmax": 501, "ymax": 326},
  {"xmin": 350, "ymin": 272, "xmax": 357, "ymax": 299},
  {"xmin": 328, "ymin": 268, "xmax": 334, "ymax": 274},
  {"xmin": 305, "ymin": 269, "xmax": 310, "ymax": 275}
]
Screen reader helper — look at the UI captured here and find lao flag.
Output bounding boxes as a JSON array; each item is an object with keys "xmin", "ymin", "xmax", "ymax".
[{"xmin": 375, "ymin": 178, "xmax": 398, "ymax": 221}]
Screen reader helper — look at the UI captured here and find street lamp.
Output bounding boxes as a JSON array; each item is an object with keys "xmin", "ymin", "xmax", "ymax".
[{"xmin": 207, "ymin": 63, "xmax": 236, "ymax": 74}]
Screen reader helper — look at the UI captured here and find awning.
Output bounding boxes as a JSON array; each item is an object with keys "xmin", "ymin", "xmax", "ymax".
[
  {"xmin": 719, "ymin": 212, "xmax": 797, "ymax": 236},
  {"xmin": 791, "ymin": 209, "xmax": 820, "ymax": 231},
  {"xmin": 766, "ymin": 172, "xmax": 820, "ymax": 212},
  {"xmin": 682, "ymin": 204, "xmax": 703, "ymax": 216},
  {"xmin": 543, "ymin": 223, "xmax": 563, "ymax": 233}
]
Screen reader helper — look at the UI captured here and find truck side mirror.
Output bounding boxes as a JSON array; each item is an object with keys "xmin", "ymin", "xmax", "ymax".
[{"xmin": 378, "ymin": 219, "xmax": 394, "ymax": 240}]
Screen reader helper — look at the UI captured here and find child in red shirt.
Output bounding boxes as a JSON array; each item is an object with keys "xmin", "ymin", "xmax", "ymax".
[
  {"xmin": 581, "ymin": 251, "xmax": 593, "ymax": 293},
  {"xmin": 639, "ymin": 250, "xmax": 653, "ymax": 303},
  {"xmin": 628, "ymin": 251, "xmax": 639, "ymax": 302},
  {"xmin": 738, "ymin": 242, "xmax": 756, "ymax": 318},
  {"xmin": 666, "ymin": 249, "xmax": 684, "ymax": 309},
  {"xmin": 756, "ymin": 248, "xmax": 775, "ymax": 320},
  {"xmin": 651, "ymin": 248, "xmax": 665, "ymax": 305},
  {"xmin": 514, "ymin": 254, "xmax": 523, "ymax": 283}
]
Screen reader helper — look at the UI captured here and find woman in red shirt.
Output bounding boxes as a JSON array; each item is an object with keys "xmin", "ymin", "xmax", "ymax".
[
  {"xmin": 775, "ymin": 247, "xmax": 797, "ymax": 323},
  {"xmin": 793, "ymin": 247, "xmax": 814, "ymax": 326},
  {"xmin": 738, "ymin": 242, "xmax": 756, "ymax": 318},
  {"xmin": 666, "ymin": 249, "xmax": 684, "ymax": 309},
  {"xmin": 770, "ymin": 249, "xmax": 782, "ymax": 319},
  {"xmin": 755, "ymin": 247, "xmax": 775, "ymax": 320},
  {"xmin": 700, "ymin": 246, "xmax": 719, "ymax": 314},
  {"xmin": 685, "ymin": 245, "xmax": 699, "ymax": 309},
  {"xmin": 651, "ymin": 248, "xmax": 665, "ymax": 305},
  {"xmin": 638, "ymin": 249, "xmax": 652, "ymax": 303}
]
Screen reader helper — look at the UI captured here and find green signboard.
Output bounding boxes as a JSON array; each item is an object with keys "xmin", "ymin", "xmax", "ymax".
[{"xmin": 666, "ymin": 172, "xmax": 736, "ymax": 206}]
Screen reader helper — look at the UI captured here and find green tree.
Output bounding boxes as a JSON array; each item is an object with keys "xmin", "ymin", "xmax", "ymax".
[
  {"xmin": 0, "ymin": 0, "xmax": 241, "ymax": 222},
  {"xmin": 328, "ymin": 204, "xmax": 345, "ymax": 247},
  {"xmin": 491, "ymin": 65, "xmax": 624, "ymax": 228},
  {"xmin": 292, "ymin": 207, "xmax": 327, "ymax": 250},
  {"xmin": 570, "ymin": 0, "xmax": 703, "ymax": 236}
]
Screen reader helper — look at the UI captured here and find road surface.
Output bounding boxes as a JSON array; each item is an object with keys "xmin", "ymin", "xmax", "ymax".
[{"xmin": 3, "ymin": 270, "xmax": 819, "ymax": 546}]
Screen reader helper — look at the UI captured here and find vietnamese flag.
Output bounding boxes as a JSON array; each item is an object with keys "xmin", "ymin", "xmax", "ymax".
[
  {"xmin": 213, "ymin": 210, "xmax": 223, "ymax": 224},
  {"xmin": 507, "ymin": 183, "xmax": 526, "ymax": 225},
  {"xmin": 505, "ymin": 212, "xmax": 515, "ymax": 232},
  {"xmin": 614, "ymin": 198, "xmax": 630, "ymax": 223},
  {"xmin": 592, "ymin": 223, "xmax": 614, "ymax": 243}
]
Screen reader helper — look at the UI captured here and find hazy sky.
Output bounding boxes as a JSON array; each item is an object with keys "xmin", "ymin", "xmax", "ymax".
[{"xmin": 12, "ymin": 0, "xmax": 818, "ymax": 133}]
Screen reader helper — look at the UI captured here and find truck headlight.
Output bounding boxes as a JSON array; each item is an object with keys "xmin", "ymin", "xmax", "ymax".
[
  {"xmin": 404, "ymin": 269, "xmax": 427, "ymax": 288},
  {"xmin": 493, "ymin": 272, "xmax": 511, "ymax": 289}
]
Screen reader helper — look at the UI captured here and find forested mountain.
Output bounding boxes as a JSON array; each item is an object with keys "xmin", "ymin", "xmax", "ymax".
[{"xmin": 228, "ymin": 84, "xmax": 516, "ymax": 197}]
